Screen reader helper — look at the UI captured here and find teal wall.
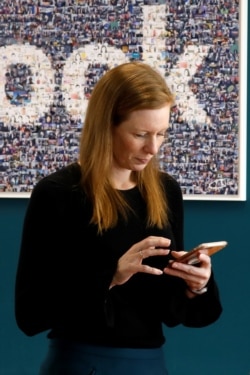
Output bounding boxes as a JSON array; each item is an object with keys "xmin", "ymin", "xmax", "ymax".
[
  {"xmin": 2, "ymin": 183, "xmax": 250, "ymax": 375},
  {"xmin": 0, "ymin": 29, "xmax": 249, "ymax": 375},
  {"xmin": 1, "ymin": 169, "xmax": 249, "ymax": 375}
]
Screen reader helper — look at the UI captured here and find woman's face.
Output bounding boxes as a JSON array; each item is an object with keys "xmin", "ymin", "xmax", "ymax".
[{"xmin": 112, "ymin": 105, "xmax": 171, "ymax": 172}]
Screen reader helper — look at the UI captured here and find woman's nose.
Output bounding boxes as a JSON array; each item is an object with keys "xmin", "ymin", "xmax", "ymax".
[{"xmin": 144, "ymin": 138, "xmax": 159, "ymax": 155}]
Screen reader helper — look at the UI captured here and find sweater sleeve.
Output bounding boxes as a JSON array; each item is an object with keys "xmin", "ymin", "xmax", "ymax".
[
  {"xmin": 160, "ymin": 272, "xmax": 222, "ymax": 328},
  {"xmin": 160, "ymin": 173, "xmax": 223, "ymax": 328},
  {"xmin": 15, "ymin": 170, "xmax": 117, "ymax": 338},
  {"xmin": 15, "ymin": 178, "xmax": 73, "ymax": 336}
]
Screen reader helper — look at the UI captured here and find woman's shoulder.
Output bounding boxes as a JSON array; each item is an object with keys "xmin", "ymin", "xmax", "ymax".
[
  {"xmin": 160, "ymin": 171, "xmax": 182, "ymax": 196},
  {"xmin": 32, "ymin": 162, "xmax": 82, "ymax": 197}
]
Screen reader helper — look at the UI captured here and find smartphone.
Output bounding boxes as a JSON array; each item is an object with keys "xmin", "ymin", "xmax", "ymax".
[{"xmin": 173, "ymin": 240, "xmax": 228, "ymax": 265}]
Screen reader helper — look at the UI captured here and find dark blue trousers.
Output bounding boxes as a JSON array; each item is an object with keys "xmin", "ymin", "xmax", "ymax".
[{"xmin": 39, "ymin": 339, "xmax": 169, "ymax": 375}]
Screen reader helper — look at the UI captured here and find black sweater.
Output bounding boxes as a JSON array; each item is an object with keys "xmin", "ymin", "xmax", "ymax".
[{"xmin": 15, "ymin": 162, "xmax": 222, "ymax": 348}]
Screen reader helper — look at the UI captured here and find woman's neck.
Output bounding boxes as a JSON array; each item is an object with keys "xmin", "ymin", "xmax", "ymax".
[{"xmin": 110, "ymin": 171, "xmax": 137, "ymax": 190}]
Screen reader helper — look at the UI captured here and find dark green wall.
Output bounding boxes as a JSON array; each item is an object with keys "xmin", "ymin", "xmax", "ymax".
[
  {"xmin": 1, "ymin": 172, "xmax": 249, "ymax": 375},
  {"xmin": 1, "ymin": 181, "xmax": 250, "ymax": 375}
]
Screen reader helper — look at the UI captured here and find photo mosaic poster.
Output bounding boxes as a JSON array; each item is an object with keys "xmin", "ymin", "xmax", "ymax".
[{"xmin": 0, "ymin": 0, "xmax": 246, "ymax": 200}]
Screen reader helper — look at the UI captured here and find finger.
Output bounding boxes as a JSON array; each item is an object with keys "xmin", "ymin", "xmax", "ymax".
[
  {"xmin": 166, "ymin": 261, "xmax": 208, "ymax": 275},
  {"xmin": 169, "ymin": 252, "xmax": 211, "ymax": 268},
  {"xmin": 164, "ymin": 263, "xmax": 211, "ymax": 285},
  {"xmin": 170, "ymin": 250, "xmax": 186, "ymax": 259},
  {"xmin": 163, "ymin": 268, "xmax": 207, "ymax": 289},
  {"xmin": 141, "ymin": 265, "xmax": 163, "ymax": 275},
  {"xmin": 197, "ymin": 253, "xmax": 212, "ymax": 266},
  {"xmin": 138, "ymin": 236, "xmax": 171, "ymax": 250},
  {"xmin": 138, "ymin": 248, "xmax": 170, "ymax": 260}
]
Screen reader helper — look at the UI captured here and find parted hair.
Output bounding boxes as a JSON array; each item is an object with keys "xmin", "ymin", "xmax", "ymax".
[{"xmin": 79, "ymin": 62, "xmax": 175, "ymax": 233}]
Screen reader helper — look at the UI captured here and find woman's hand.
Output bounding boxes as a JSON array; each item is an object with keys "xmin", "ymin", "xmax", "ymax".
[
  {"xmin": 109, "ymin": 236, "xmax": 171, "ymax": 289},
  {"xmin": 163, "ymin": 251, "xmax": 212, "ymax": 298}
]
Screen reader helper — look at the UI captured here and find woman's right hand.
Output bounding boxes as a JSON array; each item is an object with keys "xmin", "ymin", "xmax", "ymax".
[{"xmin": 109, "ymin": 236, "xmax": 171, "ymax": 289}]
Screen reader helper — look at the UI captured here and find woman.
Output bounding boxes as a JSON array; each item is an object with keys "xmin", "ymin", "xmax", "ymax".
[{"xmin": 15, "ymin": 62, "xmax": 222, "ymax": 375}]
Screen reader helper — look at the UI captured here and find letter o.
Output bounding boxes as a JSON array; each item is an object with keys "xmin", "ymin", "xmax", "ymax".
[
  {"xmin": 62, "ymin": 44, "xmax": 128, "ymax": 122},
  {"xmin": 0, "ymin": 45, "xmax": 54, "ymax": 123}
]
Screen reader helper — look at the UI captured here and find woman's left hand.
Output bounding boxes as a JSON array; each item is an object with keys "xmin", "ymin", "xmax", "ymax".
[{"xmin": 163, "ymin": 251, "xmax": 211, "ymax": 297}]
